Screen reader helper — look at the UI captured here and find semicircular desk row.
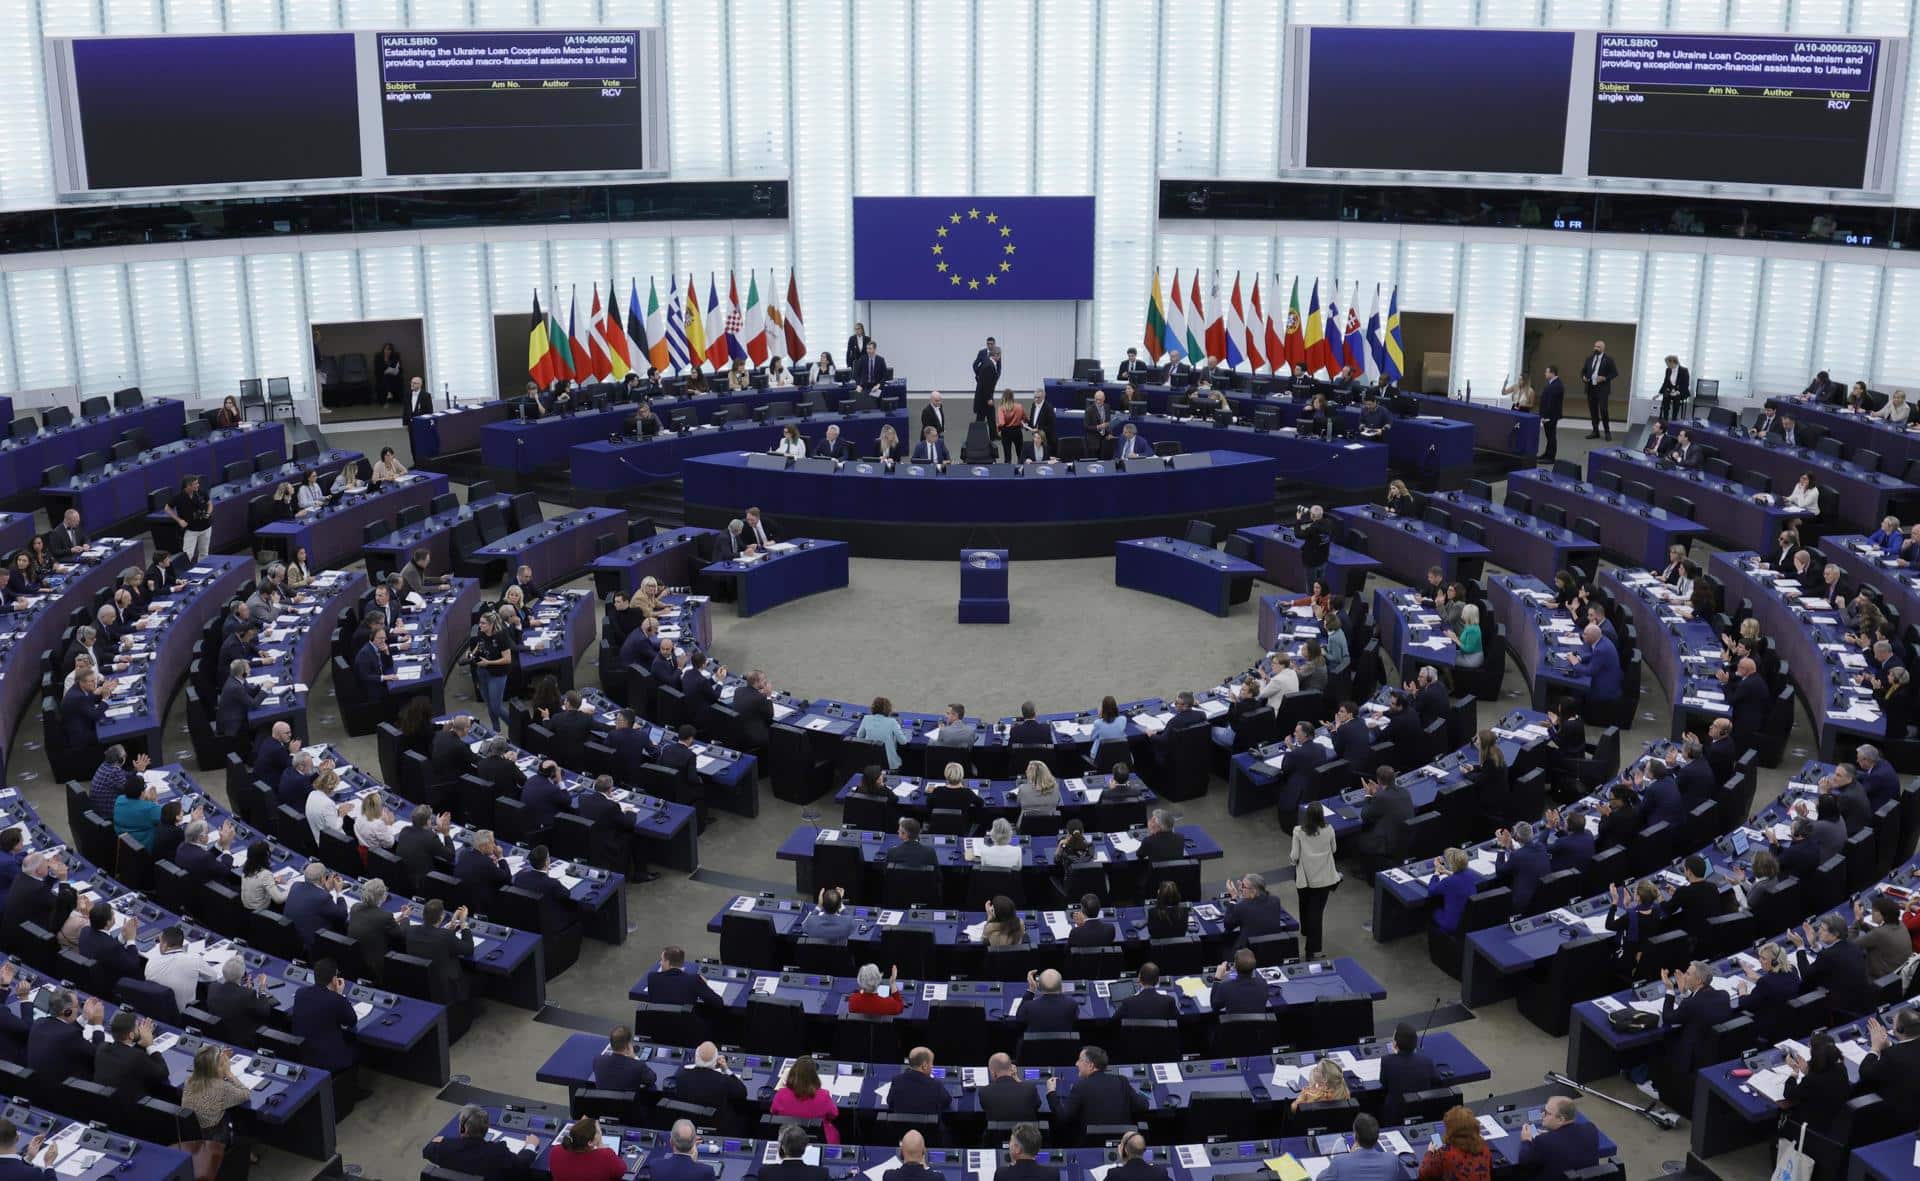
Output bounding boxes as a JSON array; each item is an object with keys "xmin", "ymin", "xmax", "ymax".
[{"xmin": 679, "ymin": 451, "xmax": 1281, "ymax": 560}]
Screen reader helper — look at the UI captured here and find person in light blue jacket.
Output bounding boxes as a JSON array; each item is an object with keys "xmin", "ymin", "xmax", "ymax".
[{"xmin": 854, "ymin": 696, "xmax": 909, "ymax": 770}]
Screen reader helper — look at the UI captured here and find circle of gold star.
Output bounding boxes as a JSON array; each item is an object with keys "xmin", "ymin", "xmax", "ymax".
[{"xmin": 931, "ymin": 207, "xmax": 1013, "ymax": 291}]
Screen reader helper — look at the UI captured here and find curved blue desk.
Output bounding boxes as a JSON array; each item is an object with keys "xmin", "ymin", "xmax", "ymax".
[
  {"xmin": 0, "ymin": 538, "xmax": 141, "ymax": 775},
  {"xmin": 682, "ymin": 450, "xmax": 1281, "ymax": 560},
  {"xmin": 570, "ymin": 409, "xmax": 907, "ymax": 495}
]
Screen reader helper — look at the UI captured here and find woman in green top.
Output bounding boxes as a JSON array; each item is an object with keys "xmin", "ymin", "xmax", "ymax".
[
  {"xmin": 112, "ymin": 776, "xmax": 162, "ymax": 850},
  {"xmin": 853, "ymin": 695, "xmax": 909, "ymax": 770},
  {"xmin": 1454, "ymin": 603, "xmax": 1485, "ymax": 669}
]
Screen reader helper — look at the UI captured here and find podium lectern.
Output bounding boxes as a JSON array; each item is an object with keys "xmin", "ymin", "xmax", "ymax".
[{"xmin": 958, "ymin": 548, "xmax": 1009, "ymax": 624}]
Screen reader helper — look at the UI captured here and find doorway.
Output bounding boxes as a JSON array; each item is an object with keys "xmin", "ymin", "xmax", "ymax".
[
  {"xmin": 1399, "ymin": 312, "xmax": 1455, "ymax": 395},
  {"xmin": 312, "ymin": 318, "xmax": 425, "ymax": 424},
  {"xmin": 1522, "ymin": 319, "xmax": 1638, "ymax": 423}
]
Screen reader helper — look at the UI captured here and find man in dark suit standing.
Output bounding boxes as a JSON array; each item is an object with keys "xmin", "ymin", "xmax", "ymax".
[
  {"xmin": 1351, "ymin": 768, "xmax": 1413, "ymax": 877},
  {"xmin": 1657, "ymin": 355, "xmax": 1691, "ymax": 421},
  {"xmin": 1517, "ymin": 1097, "xmax": 1602, "ymax": 1181},
  {"xmin": 422, "ymin": 1106, "xmax": 539, "ymax": 1179},
  {"xmin": 1492, "ymin": 822, "xmax": 1552, "ymax": 915},
  {"xmin": 510, "ymin": 845, "xmax": 578, "ymax": 935},
  {"xmin": 206, "ymin": 958, "xmax": 276, "ymax": 1047},
  {"xmin": 1046, "ymin": 1045, "xmax": 1146, "ymax": 1130},
  {"xmin": 289, "ymin": 959, "xmax": 360, "ymax": 1079},
  {"xmin": 575, "ymin": 774, "xmax": 657, "ymax": 883},
  {"xmin": 353, "ymin": 622, "xmax": 396, "ymax": 700},
  {"xmin": 91, "ymin": 1010, "xmax": 170, "ymax": 1104},
  {"xmin": 1582, "ymin": 341, "xmax": 1618, "ymax": 441},
  {"xmin": 1274, "ymin": 722, "xmax": 1330, "ymax": 819},
  {"xmin": 77, "ymin": 902, "xmax": 144, "ymax": 983},
  {"xmin": 854, "ymin": 340, "xmax": 888, "ymax": 393},
  {"xmin": 732, "ymin": 670, "xmax": 776, "ymax": 750},
  {"xmin": 1083, "ymin": 388, "xmax": 1115, "ymax": 457},
  {"xmin": 972, "ymin": 338, "xmax": 1002, "ymax": 422},
  {"xmin": 404, "ymin": 899, "xmax": 475, "ymax": 1002},
  {"xmin": 920, "ymin": 391, "xmax": 948, "ymax": 438},
  {"xmin": 1791, "ymin": 913, "xmax": 1873, "ymax": 1018},
  {"xmin": 1724, "ymin": 657, "xmax": 1769, "ymax": 753},
  {"xmin": 1538, "ymin": 366, "xmax": 1565, "ymax": 462},
  {"xmin": 977, "ymin": 1054, "xmax": 1042, "ymax": 1123},
  {"xmin": 1651, "ymin": 961, "xmax": 1731, "ymax": 1109},
  {"xmin": 547, "ymin": 691, "xmax": 597, "ymax": 767},
  {"xmin": 520, "ymin": 760, "xmax": 572, "ymax": 829},
  {"xmin": 216, "ymin": 659, "xmax": 265, "ymax": 744},
  {"xmin": 1028, "ymin": 387, "xmax": 1056, "ymax": 447},
  {"xmin": 429, "ymin": 715, "xmax": 477, "ymax": 789},
  {"xmin": 844, "ymin": 323, "xmax": 870, "ymax": 369},
  {"xmin": 1378, "ymin": 1023, "xmax": 1437, "ymax": 1125}
]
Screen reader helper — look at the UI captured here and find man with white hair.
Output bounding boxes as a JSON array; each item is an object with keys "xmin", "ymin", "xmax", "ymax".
[
  {"xmin": 173, "ymin": 817, "xmax": 233, "ymax": 879},
  {"xmin": 1296, "ymin": 503, "xmax": 1332, "ymax": 589},
  {"xmin": 717, "ymin": 518, "xmax": 751, "ymax": 561},
  {"xmin": 206, "ymin": 956, "xmax": 275, "ymax": 1045},
  {"xmin": 284, "ymin": 862, "xmax": 347, "ymax": 952},
  {"xmin": 1517, "ymin": 1096, "xmax": 1601, "ymax": 1181},
  {"xmin": 422, "ymin": 1105, "xmax": 538, "ymax": 1176},
  {"xmin": 818, "ymin": 423, "xmax": 853, "ymax": 462},
  {"xmin": 1222, "ymin": 872, "xmax": 1289, "ymax": 946},
  {"xmin": 346, "ymin": 878, "xmax": 408, "ymax": 983},
  {"xmin": 648, "ymin": 1120, "xmax": 709, "ymax": 1181},
  {"xmin": 673, "ymin": 1041, "xmax": 747, "ymax": 1112},
  {"xmin": 0, "ymin": 851, "xmax": 63, "ymax": 932}
]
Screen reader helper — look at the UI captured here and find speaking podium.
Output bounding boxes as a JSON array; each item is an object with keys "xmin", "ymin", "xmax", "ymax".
[{"xmin": 958, "ymin": 548, "xmax": 1009, "ymax": 624}]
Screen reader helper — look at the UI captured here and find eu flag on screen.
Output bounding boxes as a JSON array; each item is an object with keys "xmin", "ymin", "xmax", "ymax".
[{"xmin": 853, "ymin": 197, "xmax": 1096, "ymax": 301}]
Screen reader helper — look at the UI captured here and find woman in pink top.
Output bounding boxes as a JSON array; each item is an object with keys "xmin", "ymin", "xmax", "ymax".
[{"xmin": 769, "ymin": 1055, "xmax": 841, "ymax": 1143}]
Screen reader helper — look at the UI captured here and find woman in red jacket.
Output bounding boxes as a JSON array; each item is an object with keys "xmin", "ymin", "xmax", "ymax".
[
  {"xmin": 548, "ymin": 1117, "xmax": 626, "ymax": 1181},
  {"xmin": 846, "ymin": 962, "xmax": 904, "ymax": 1015},
  {"xmin": 1418, "ymin": 1107, "xmax": 1492, "ymax": 1181}
]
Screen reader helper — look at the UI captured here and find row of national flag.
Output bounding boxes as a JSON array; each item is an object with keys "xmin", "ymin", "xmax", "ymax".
[
  {"xmin": 1143, "ymin": 270, "xmax": 1405, "ymax": 384},
  {"xmin": 529, "ymin": 270, "xmax": 808, "ymax": 387}
]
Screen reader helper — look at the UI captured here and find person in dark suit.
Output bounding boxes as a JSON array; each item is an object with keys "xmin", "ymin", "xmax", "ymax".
[
  {"xmin": 346, "ymin": 881, "xmax": 405, "ymax": 984},
  {"xmin": 217, "ymin": 622, "xmax": 260, "ymax": 676},
  {"xmin": 844, "ymin": 324, "xmax": 870, "ymax": 369},
  {"xmin": 289, "ymin": 959, "xmax": 359, "ymax": 1077},
  {"xmin": 353, "ymin": 623, "xmax": 396, "ymax": 699},
  {"xmin": 1800, "ymin": 370, "xmax": 1841, "ymax": 404},
  {"xmin": 519, "ymin": 760, "xmax": 573, "ymax": 830},
  {"xmin": 215, "ymin": 659, "xmax": 265, "ymax": 741},
  {"xmin": 1028, "ymin": 388, "xmax": 1056, "ymax": 448},
  {"xmin": 1650, "ymin": 961, "xmax": 1732, "ymax": 1108},
  {"xmin": 1634, "ymin": 764, "xmax": 1685, "ymax": 832},
  {"xmin": 1791, "ymin": 913, "xmax": 1873, "ymax": 1018},
  {"xmin": 1410, "ymin": 667, "xmax": 1449, "ymax": 727},
  {"xmin": 1015, "ymin": 969, "xmax": 1078, "ymax": 1032},
  {"xmin": 1046, "ymin": 1045, "xmax": 1145, "ymax": 1129},
  {"xmin": 887, "ymin": 1046, "xmax": 954, "ymax": 1115},
  {"xmin": 429, "ymin": 715, "xmax": 478, "ymax": 787},
  {"xmin": 911, "ymin": 425, "xmax": 949, "ymax": 465},
  {"xmin": 205, "ymin": 959, "xmax": 276, "ymax": 1047},
  {"xmin": 1669, "ymin": 428, "xmax": 1702, "ymax": 469},
  {"xmin": 1537, "ymin": 367, "xmax": 1565, "ymax": 462},
  {"xmin": 1208, "ymin": 949, "xmax": 1268, "ymax": 1013},
  {"xmin": 1114, "ymin": 421, "xmax": 1151, "ymax": 461},
  {"xmin": 0, "ymin": 1115, "xmax": 59, "ymax": 1181},
  {"xmin": 1273, "ymin": 721, "xmax": 1330, "ymax": 820},
  {"xmin": 77, "ymin": 901, "xmax": 144, "ymax": 982},
  {"xmin": 671, "ymin": 1042, "xmax": 749, "ymax": 1113},
  {"xmin": 853, "ymin": 341, "xmax": 887, "ymax": 392},
  {"xmin": 547, "ymin": 690, "xmax": 597, "ymax": 767},
  {"xmin": 1858, "ymin": 1009, "xmax": 1920, "ymax": 1126},
  {"xmin": 642, "ymin": 945, "xmax": 725, "ymax": 1013},
  {"xmin": 1328, "ymin": 701, "xmax": 1371, "ymax": 766},
  {"xmin": 678, "ymin": 651, "xmax": 724, "ymax": 726},
  {"xmin": 1544, "ymin": 811, "xmax": 1596, "ymax": 874},
  {"xmin": 887, "ymin": 817, "xmax": 939, "ymax": 868},
  {"xmin": 920, "ymin": 391, "xmax": 949, "ymax": 438},
  {"xmin": 275, "ymin": 751, "xmax": 320, "ymax": 810},
  {"xmin": 1581, "ymin": 341, "xmax": 1618, "ymax": 440},
  {"xmin": 252, "ymin": 722, "xmax": 296, "ymax": 788},
  {"xmin": 977, "ymin": 1054, "xmax": 1042, "ymax": 1123},
  {"xmin": 815, "ymin": 423, "xmax": 855, "ymax": 462},
  {"xmin": 756, "ymin": 1125, "xmax": 829, "ymax": 1181},
  {"xmin": 1008, "ymin": 701, "xmax": 1051, "ymax": 746},
  {"xmin": 1377, "ymin": 1023, "xmax": 1437, "ymax": 1125},
  {"xmin": 1674, "ymin": 741, "xmax": 1717, "ymax": 809},
  {"xmin": 90, "ymin": 1011, "xmax": 170, "ymax": 1105},
  {"xmin": 1657, "ymin": 356, "xmax": 1691, "ymax": 421},
  {"xmin": 1113, "ymin": 964, "xmax": 1178, "ymax": 1022},
  {"xmin": 511, "ymin": 844, "xmax": 578, "ymax": 934},
  {"xmin": 60, "ymin": 669, "xmax": 110, "ymax": 747},
  {"xmin": 998, "ymin": 1124, "xmax": 1057, "ymax": 1181},
  {"xmin": 1725, "ymin": 657, "xmax": 1770, "ymax": 750},
  {"xmin": 732, "ymin": 670, "xmax": 776, "ymax": 750},
  {"xmin": 25, "ymin": 988, "xmax": 96, "ymax": 1083},
  {"xmin": 1380, "ymin": 692, "xmax": 1423, "ymax": 753},
  {"xmin": 49, "ymin": 508, "xmax": 87, "ymax": 555},
  {"xmin": 1492, "ymin": 822, "xmax": 1552, "ymax": 915},
  {"xmin": 1517, "ymin": 1097, "xmax": 1601, "ymax": 1181},
  {"xmin": 1856, "ymin": 744, "xmax": 1900, "ymax": 812},
  {"xmin": 422, "ymin": 1106, "xmax": 539, "ymax": 1180},
  {"xmin": 1065, "ymin": 895, "xmax": 1115, "ymax": 948},
  {"xmin": 972, "ymin": 339, "xmax": 1002, "ymax": 422},
  {"xmin": 1574, "ymin": 625, "xmax": 1622, "ymax": 714},
  {"xmin": 1351, "ymin": 768, "xmax": 1414, "ymax": 875},
  {"xmin": 404, "ymin": 899, "xmax": 475, "ymax": 1001},
  {"xmin": 394, "ymin": 805, "xmax": 455, "ymax": 884},
  {"xmin": 651, "ymin": 1122, "xmax": 716, "ymax": 1181},
  {"xmin": 1137, "ymin": 809, "xmax": 1185, "ymax": 863},
  {"xmin": 1222, "ymin": 873, "xmax": 1289, "ymax": 947},
  {"xmin": 285, "ymin": 863, "xmax": 348, "ymax": 951},
  {"xmin": 574, "ymin": 774, "xmax": 655, "ymax": 883},
  {"xmin": 594, "ymin": 1025, "xmax": 658, "ymax": 1096},
  {"xmin": 1664, "ymin": 854, "xmax": 1728, "ymax": 944},
  {"xmin": 1083, "ymin": 389, "xmax": 1116, "ymax": 457},
  {"xmin": 450, "ymin": 824, "xmax": 509, "ymax": 908}
]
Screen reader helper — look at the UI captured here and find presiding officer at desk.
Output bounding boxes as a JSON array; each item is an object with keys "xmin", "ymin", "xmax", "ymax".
[
  {"xmin": 1517, "ymin": 1097, "xmax": 1602, "ymax": 1181},
  {"xmin": 423, "ymin": 1105, "xmax": 540, "ymax": 1180}
]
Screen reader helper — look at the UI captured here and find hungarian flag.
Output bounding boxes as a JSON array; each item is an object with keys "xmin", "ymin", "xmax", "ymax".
[
  {"xmin": 1165, "ymin": 269, "xmax": 1187, "ymax": 361},
  {"xmin": 586, "ymin": 285, "xmax": 612, "ymax": 382},
  {"xmin": 1143, "ymin": 268, "xmax": 1170, "ymax": 362},
  {"xmin": 1221, "ymin": 274, "xmax": 1247, "ymax": 368},
  {"xmin": 605, "ymin": 283, "xmax": 633, "ymax": 380},
  {"xmin": 1303, "ymin": 280, "xmax": 1329, "ymax": 376},
  {"xmin": 683, "ymin": 274, "xmax": 708, "ymax": 369},
  {"xmin": 1244, "ymin": 276, "xmax": 1267, "ymax": 372},
  {"xmin": 527, "ymin": 292, "xmax": 556, "ymax": 387},
  {"xmin": 1262, "ymin": 277, "xmax": 1285, "ymax": 373},
  {"xmin": 1183, "ymin": 272, "xmax": 1206, "ymax": 363},
  {"xmin": 743, "ymin": 272, "xmax": 768, "ymax": 365},
  {"xmin": 642, "ymin": 278, "xmax": 668, "ymax": 373},
  {"xmin": 703, "ymin": 275, "xmax": 729, "ymax": 370},
  {"xmin": 782, "ymin": 269, "xmax": 806, "ymax": 362},
  {"xmin": 1204, "ymin": 276, "xmax": 1228, "ymax": 364},
  {"xmin": 1283, "ymin": 278, "xmax": 1307, "ymax": 372},
  {"xmin": 723, "ymin": 272, "xmax": 746, "ymax": 363},
  {"xmin": 548, "ymin": 293, "xmax": 576, "ymax": 383}
]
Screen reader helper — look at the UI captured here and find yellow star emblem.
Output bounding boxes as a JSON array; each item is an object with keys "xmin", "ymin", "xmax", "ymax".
[
  {"xmin": 999, "ymin": 226, "xmax": 1011, "ymax": 237},
  {"xmin": 985, "ymin": 213, "xmax": 998, "ymax": 224},
  {"xmin": 936, "ymin": 227, "xmax": 948, "ymax": 237},
  {"xmin": 931, "ymin": 244, "xmax": 942, "ymax": 255},
  {"xmin": 967, "ymin": 208, "xmax": 980, "ymax": 219},
  {"xmin": 1004, "ymin": 244, "xmax": 1016, "ymax": 254},
  {"xmin": 936, "ymin": 262, "xmax": 949, "ymax": 272},
  {"xmin": 999, "ymin": 261, "xmax": 1012, "ymax": 272},
  {"xmin": 968, "ymin": 279, "xmax": 980, "ymax": 290},
  {"xmin": 949, "ymin": 213, "xmax": 962, "ymax": 224},
  {"xmin": 949, "ymin": 275, "xmax": 962, "ymax": 286},
  {"xmin": 986, "ymin": 275, "xmax": 998, "ymax": 285}
]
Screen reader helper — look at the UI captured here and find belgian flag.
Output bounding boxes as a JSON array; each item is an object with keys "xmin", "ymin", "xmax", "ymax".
[{"xmin": 528, "ymin": 292, "xmax": 555, "ymax": 386}]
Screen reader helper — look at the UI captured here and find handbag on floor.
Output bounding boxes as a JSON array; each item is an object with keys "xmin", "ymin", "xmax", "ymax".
[{"xmin": 1770, "ymin": 1122, "xmax": 1812, "ymax": 1181}]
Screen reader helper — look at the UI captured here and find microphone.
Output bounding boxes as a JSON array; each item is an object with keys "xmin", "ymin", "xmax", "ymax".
[{"xmin": 1416, "ymin": 993, "xmax": 1443, "ymax": 1050}]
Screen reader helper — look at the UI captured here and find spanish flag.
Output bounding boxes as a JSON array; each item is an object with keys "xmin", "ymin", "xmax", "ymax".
[
  {"xmin": 528, "ymin": 292, "xmax": 555, "ymax": 387},
  {"xmin": 682, "ymin": 274, "xmax": 708, "ymax": 368}
]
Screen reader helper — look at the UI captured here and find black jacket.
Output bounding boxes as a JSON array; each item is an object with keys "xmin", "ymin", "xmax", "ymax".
[
  {"xmin": 1378, "ymin": 1049, "xmax": 1437, "ymax": 1124},
  {"xmin": 670, "ymin": 1064, "xmax": 748, "ymax": 1112},
  {"xmin": 422, "ymin": 1133, "xmax": 533, "ymax": 1181},
  {"xmin": 92, "ymin": 1039, "xmax": 172, "ymax": 1104},
  {"xmin": 1016, "ymin": 991, "xmax": 1079, "ymax": 1033},
  {"xmin": 887, "ymin": 1067, "xmax": 953, "ymax": 1114},
  {"xmin": 1857, "ymin": 1036, "xmax": 1920, "ymax": 1125},
  {"xmin": 1051, "ymin": 1069, "xmax": 1146, "ymax": 1128},
  {"xmin": 977, "ymin": 1075, "xmax": 1042, "ymax": 1123},
  {"xmin": 1115, "ymin": 987, "xmax": 1178, "ymax": 1023}
]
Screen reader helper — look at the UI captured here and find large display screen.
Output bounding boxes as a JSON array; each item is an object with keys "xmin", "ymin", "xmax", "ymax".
[
  {"xmin": 1301, "ymin": 28, "xmax": 1577, "ymax": 174},
  {"xmin": 1589, "ymin": 33, "xmax": 1882, "ymax": 187},
  {"xmin": 1282, "ymin": 25, "xmax": 1906, "ymax": 193},
  {"xmin": 45, "ymin": 28, "xmax": 668, "ymax": 195},
  {"xmin": 378, "ymin": 31, "xmax": 653, "ymax": 175},
  {"xmin": 58, "ymin": 33, "xmax": 361, "ymax": 190},
  {"xmin": 853, "ymin": 197, "xmax": 1096, "ymax": 300}
]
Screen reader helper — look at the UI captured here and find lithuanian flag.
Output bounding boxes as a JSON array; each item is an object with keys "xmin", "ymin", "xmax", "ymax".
[{"xmin": 1142, "ymin": 268, "xmax": 1169, "ymax": 363}]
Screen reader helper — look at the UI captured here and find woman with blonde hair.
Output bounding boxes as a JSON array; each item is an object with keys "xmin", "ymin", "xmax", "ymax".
[
  {"xmin": 1878, "ymin": 389, "xmax": 1911, "ymax": 423},
  {"xmin": 727, "ymin": 357, "xmax": 751, "ymax": 391},
  {"xmin": 1016, "ymin": 760, "xmax": 1059, "ymax": 820},
  {"xmin": 180, "ymin": 1043, "xmax": 256, "ymax": 1158},
  {"xmin": 1454, "ymin": 603, "xmax": 1484, "ymax": 669},
  {"xmin": 873, "ymin": 423, "xmax": 906, "ymax": 463},
  {"xmin": 1290, "ymin": 1057, "xmax": 1351, "ymax": 1111}
]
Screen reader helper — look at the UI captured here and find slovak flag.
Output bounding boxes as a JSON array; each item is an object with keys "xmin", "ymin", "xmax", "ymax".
[{"xmin": 1343, "ymin": 285, "xmax": 1366, "ymax": 380}]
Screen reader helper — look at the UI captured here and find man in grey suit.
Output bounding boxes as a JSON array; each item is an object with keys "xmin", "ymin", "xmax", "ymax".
[
  {"xmin": 930, "ymin": 703, "xmax": 976, "ymax": 748},
  {"xmin": 801, "ymin": 887, "xmax": 855, "ymax": 944}
]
